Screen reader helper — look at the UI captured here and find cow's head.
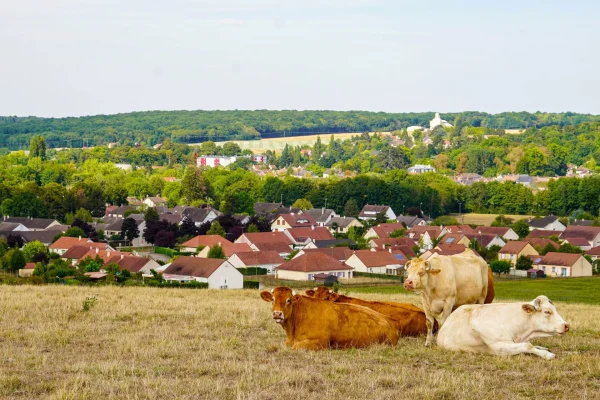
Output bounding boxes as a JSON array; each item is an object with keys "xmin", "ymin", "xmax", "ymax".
[
  {"xmin": 403, "ymin": 258, "xmax": 441, "ymax": 292},
  {"xmin": 260, "ymin": 287, "xmax": 301, "ymax": 324},
  {"xmin": 522, "ymin": 295, "xmax": 569, "ymax": 336},
  {"xmin": 305, "ymin": 286, "xmax": 333, "ymax": 300}
]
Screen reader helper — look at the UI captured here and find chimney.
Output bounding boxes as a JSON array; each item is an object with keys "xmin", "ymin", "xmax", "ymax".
[
  {"xmin": 389, "ymin": 248, "xmax": 392, "ymax": 253},
  {"xmin": 95, "ymin": 248, "xmax": 99, "ymax": 254},
  {"xmin": 311, "ymin": 226, "xmax": 314, "ymax": 230},
  {"xmin": 78, "ymin": 236, "xmax": 81, "ymax": 241},
  {"xmin": 121, "ymin": 254, "xmax": 124, "ymax": 260},
  {"xmin": 322, "ymin": 207, "xmax": 324, "ymax": 214}
]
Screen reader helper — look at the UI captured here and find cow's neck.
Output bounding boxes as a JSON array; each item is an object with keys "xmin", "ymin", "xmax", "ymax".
[{"xmin": 281, "ymin": 301, "xmax": 307, "ymax": 340}]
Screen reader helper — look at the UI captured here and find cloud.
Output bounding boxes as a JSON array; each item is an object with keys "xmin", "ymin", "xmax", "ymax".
[{"xmin": 217, "ymin": 18, "xmax": 243, "ymax": 25}]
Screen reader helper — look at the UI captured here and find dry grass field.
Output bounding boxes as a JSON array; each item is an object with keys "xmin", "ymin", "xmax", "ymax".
[
  {"xmin": 448, "ymin": 213, "xmax": 535, "ymax": 226},
  {"xmin": 0, "ymin": 285, "xmax": 599, "ymax": 400}
]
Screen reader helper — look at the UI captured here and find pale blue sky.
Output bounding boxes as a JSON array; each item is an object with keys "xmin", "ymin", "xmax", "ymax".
[{"xmin": 1, "ymin": 0, "xmax": 598, "ymax": 117}]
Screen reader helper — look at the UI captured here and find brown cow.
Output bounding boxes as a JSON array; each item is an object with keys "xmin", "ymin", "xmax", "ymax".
[
  {"xmin": 485, "ymin": 266, "xmax": 495, "ymax": 304},
  {"xmin": 260, "ymin": 287, "xmax": 399, "ymax": 350},
  {"xmin": 305, "ymin": 286, "xmax": 435, "ymax": 336}
]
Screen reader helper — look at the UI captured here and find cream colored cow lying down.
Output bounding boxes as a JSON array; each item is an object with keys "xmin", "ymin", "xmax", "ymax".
[{"xmin": 437, "ymin": 296, "xmax": 569, "ymax": 360}]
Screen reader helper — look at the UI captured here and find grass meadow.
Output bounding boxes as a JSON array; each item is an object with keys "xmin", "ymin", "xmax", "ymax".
[{"xmin": 0, "ymin": 280, "xmax": 599, "ymax": 399}]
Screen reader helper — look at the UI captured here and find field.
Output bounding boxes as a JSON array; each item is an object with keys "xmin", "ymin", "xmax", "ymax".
[
  {"xmin": 1, "ymin": 281, "xmax": 599, "ymax": 399},
  {"xmin": 189, "ymin": 132, "xmax": 388, "ymax": 153},
  {"xmin": 447, "ymin": 213, "xmax": 535, "ymax": 226}
]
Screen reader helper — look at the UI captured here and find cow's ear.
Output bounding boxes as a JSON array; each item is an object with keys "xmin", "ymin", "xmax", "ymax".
[
  {"xmin": 305, "ymin": 289, "xmax": 315, "ymax": 297},
  {"xmin": 428, "ymin": 268, "xmax": 442, "ymax": 275},
  {"xmin": 522, "ymin": 304, "xmax": 536, "ymax": 314},
  {"xmin": 260, "ymin": 291, "xmax": 273, "ymax": 302},
  {"xmin": 292, "ymin": 294, "xmax": 302, "ymax": 303}
]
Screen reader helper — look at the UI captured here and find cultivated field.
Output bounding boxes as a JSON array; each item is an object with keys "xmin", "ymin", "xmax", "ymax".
[
  {"xmin": 189, "ymin": 132, "xmax": 388, "ymax": 153},
  {"xmin": 1, "ymin": 283, "xmax": 599, "ymax": 399},
  {"xmin": 448, "ymin": 213, "xmax": 535, "ymax": 226}
]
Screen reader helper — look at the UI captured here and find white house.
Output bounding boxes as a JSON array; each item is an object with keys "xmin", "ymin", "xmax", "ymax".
[
  {"xmin": 358, "ymin": 205, "xmax": 396, "ymax": 221},
  {"xmin": 475, "ymin": 226, "xmax": 520, "ymax": 241},
  {"xmin": 161, "ymin": 257, "xmax": 243, "ymax": 289},
  {"xmin": 227, "ymin": 251, "xmax": 284, "ymax": 274},
  {"xmin": 345, "ymin": 250, "xmax": 405, "ymax": 275},
  {"xmin": 408, "ymin": 164, "xmax": 436, "ymax": 174},
  {"xmin": 325, "ymin": 216, "xmax": 363, "ymax": 234},
  {"xmin": 197, "ymin": 155, "xmax": 249, "ymax": 168},
  {"xmin": 429, "ymin": 112, "xmax": 452, "ymax": 129},
  {"xmin": 143, "ymin": 196, "xmax": 167, "ymax": 208},
  {"xmin": 275, "ymin": 252, "xmax": 353, "ymax": 281},
  {"xmin": 528, "ymin": 216, "xmax": 566, "ymax": 232}
]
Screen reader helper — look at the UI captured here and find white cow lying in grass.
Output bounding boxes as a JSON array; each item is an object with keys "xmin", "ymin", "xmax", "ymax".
[{"xmin": 437, "ymin": 295, "xmax": 569, "ymax": 360}]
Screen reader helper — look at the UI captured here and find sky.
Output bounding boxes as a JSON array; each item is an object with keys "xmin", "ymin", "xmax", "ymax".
[{"xmin": 1, "ymin": 0, "xmax": 599, "ymax": 117}]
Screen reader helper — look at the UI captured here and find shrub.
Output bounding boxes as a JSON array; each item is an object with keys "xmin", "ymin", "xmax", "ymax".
[
  {"xmin": 243, "ymin": 280, "xmax": 260, "ymax": 289},
  {"xmin": 490, "ymin": 260, "xmax": 511, "ymax": 275}
]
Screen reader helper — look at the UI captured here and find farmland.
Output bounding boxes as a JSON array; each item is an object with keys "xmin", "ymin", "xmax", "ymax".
[
  {"xmin": 1, "ymin": 280, "xmax": 599, "ymax": 399},
  {"xmin": 447, "ymin": 213, "xmax": 535, "ymax": 226}
]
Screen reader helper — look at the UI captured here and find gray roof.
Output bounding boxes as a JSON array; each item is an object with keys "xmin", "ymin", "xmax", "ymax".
[
  {"xmin": 325, "ymin": 216, "xmax": 361, "ymax": 228},
  {"xmin": 3, "ymin": 217, "xmax": 58, "ymax": 230},
  {"xmin": 528, "ymin": 216, "xmax": 559, "ymax": 228},
  {"xmin": 0, "ymin": 222, "xmax": 22, "ymax": 232},
  {"xmin": 396, "ymin": 215, "xmax": 424, "ymax": 228},
  {"xmin": 571, "ymin": 220, "xmax": 593, "ymax": 227},
  {"xmin": 0, "ymin": 230, "xmax": 58, "ymax": 245},
  {"xmin": 313, "ymin": 239, "xmax": 357, "ymax": 248},
  {"xmin": 305, "ymin": 208, "xmax": 336, "ymax": 223},
  {"xmin": 516, "ymin": 175, "xmax": 534, "ymax": 184}
]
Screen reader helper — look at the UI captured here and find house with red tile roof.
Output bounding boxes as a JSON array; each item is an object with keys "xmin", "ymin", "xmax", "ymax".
[
  {"xmin": 464, "ymin": 233, "xmax": 506, "ymax": 249},
  {"xmin": 529, "ymin": 252, "xmax": 592, "ymax": 277},
  {"xmin": 283, "ymin": 227, "xmax": 334, "ymax": 247},
  {"xmin": 559, "ymin": 226, "xmax": 600, "ymax": 248},
  {"xmin": 358, "ymin": 205, "xmax": 396, "ymax": 221},
  {"xmin": 179, "ymin": 235, "xmax": 252, "ymax": 257},
  {"xmin": 103, "ymin": 254, "xmax": 161, "ymax": 274},
  {"xmin": 585, "ymin": 246, "xmax": 600, "ymax": 261},
  {"xmin": 235, "ymin": 232, "xmax": 293, "ymax": 247},
  {"xmin": 475, "ymin": 226, "xmax": 519, "ymax": 241},
  {"xmin": 18, "ymin": 263, "xmax": 36, "ymax": 278},
  {"xmin": 345, "ymin": 250, "xmax": 407, "ymax": 275},
  {"xmin": 294, "ymin": 246, "xmax": 356, "ymax": 263},
  {"xmin": 561, "ymin": 237, "xmax": 593, "ymax": 251},
  {"xmin": 364, "ymin": 223, "xmax": 407, "ymax": 240},
  {"xmin": 50, "ymin": 237, "xmax": 114, "ymax": 256},
  {"xmin": 227, "ymin": 251, "xmax": 284, "ymax": 274},
  {"xmin": 368, "ymin": 237, "xmax": 417, "ymax": 249},
  {"xmin": 161, "ymin": 256, "xmax": 243, "ymax": 289},
  {"xmin": 271, "ymin": 213, "xmax": 317, "ymax": 232},
  {"xmin": 498, "ymin": 241, "xmax": 538, "ymax": 266},
  {"xmin": 275, "ymin": 252, "xmax": 352, "ymax": 281}
]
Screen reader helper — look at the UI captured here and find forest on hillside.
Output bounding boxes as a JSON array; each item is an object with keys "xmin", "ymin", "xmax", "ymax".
[{"xmin": 1, "ymin": 110, "xmax": 599, "ymax": 150}]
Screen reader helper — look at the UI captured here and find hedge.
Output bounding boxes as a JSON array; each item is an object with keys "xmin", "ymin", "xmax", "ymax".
[
  {"xmin": 154, "ymin": 247, "xmax": 196, "ymax": 258},
  {"xmin": 238, "ymin": 267, "xmax": 268, "ymax": 276},
  {"xmin": 353, "ymin": 271, "xmax": 403, "ymax": 281},
  {"xmin": 147, "ymin": 280, "xmax": 208, "ymax": 289},
  {"xmin": 243, "ymin": 280, "xmax": 260, "ymax": 289}
]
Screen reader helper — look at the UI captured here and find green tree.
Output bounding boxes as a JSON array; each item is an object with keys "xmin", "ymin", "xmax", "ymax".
[
  {"xmin": 181, "ymin": 166, "xmax": 208, "ymax": 204},
  {"xmin": 221, "ymin": 142, "xmax": 242, "ymax": 156},
  {"xmin": 247, "ymin": 223, "xmax": 259, "ymax": 233},
  {"xmin": 63, "ymin": 226, "xmax": 86, "ymax": 238},
  {"xmin": 73, "ymin": 208, "xmax": 93, "ymax": 223},
  {"xmin": 539, "ymin": 242, "xmax": 557, "ymax": 255},
  {"xmin": 292, "ymin": 198, "xmax": 313, "ymax": 211},
  {"xmin": 511, "ymin": 219, "xmax": 530, "ymax": 239},
  {"xmin": 431, "ymin": 216, "xmax": 459, "ymax": 226},
  {"xmin": 490, "ymin": 260, "xmax": 511, "ymax": 275},
  {"xmin": 22, "ymin": 240, "xmax": 48, "ymax": 262},
  {"xmin": 491, "ymin": 215, "xmax": 514, "ymax": 227},
  {"xmin": 29, "ymin": 135, "xmax": 47, "ymax": 161},
  {"xmin": 3, "ymin": 249, "xmax": 26, "ymax": 272},
  {"xmin": 207, "ymin": 244, "xmax": 226, "ymax": 259},
  {"xmin": 388, "ymin": 229, "xmax": 406, "ymax": 238},
  {"xmin": 121, "ymin": 217, "xmax": 140, "ymax": 242},
  {"xmin": 517, "ymin": 148, "xmax": 548, "ymax": 176},
  {"xmin": 557, "ymin": 242, "xmax": 583, "ymax": 254},
  {"xmin": 343, "ymin": 199, "xmax": 360, "ymax": 217},
  {"xmin": 515, "ymin": 255, "xmax": 533, "ymax": 271},
  {"xmin": 207, "ymin": 221, "xmax": 226, "ymax": 237},
  {"xmin": 144, "ymin": 207, "xmax": 160, "ymax": 222}
]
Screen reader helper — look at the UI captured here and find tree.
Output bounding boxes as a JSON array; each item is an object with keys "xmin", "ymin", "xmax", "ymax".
[
  {"xmin": 491, "ymin": 215, "xmax": 514, "ymax": 227},
  {"xmin": 343, "ymin": 199, "xmax": 360, "ymax": 218},
  {"xmin": 375, "ymin": 146, "xmax": 411, "ymax": 171},
  {"xmin": 515, "ymin": 255, "xmax": 533, "ymax": 271},
  {"xmin": 490, "ymin": 260, "xmax": 512, "ymax": 275},
  {"xmin": 6, "ymin": 234, "xmax": 24, "ymax": 249},
  {"xmin": 22, "ymin": 240, "xmax": 48, "ymax": 262},
  {"xmin": 389, "ymin": 229, "xmax": 406, "ymax": 238},
  {"xmin": 120, "ymin": 217, "xmax": 140, "ymax": 242},
  {"xmin": 292, "ymin": 198, "xmax": 313, "ymax": 211},
  {"xmin": 29, "ymin": 135, "xmax": 47, "ymax": 160},
  {"xmin": 431, "ymin": 216, "xmax": 458, "ymax": 226},
  {"xmin": 181, "ymin": 166, "xmax": 208, "ymax": 204},
  {"xmin": 207, "ymin": 221, "xmax": 226, "ymax": 237},
  {"xmin": 207, "ymin": 244, "xmax": 226, "ymax": 259},
  {"xmin": 511, "ymin": 219, "xmax": 530, "ymax": 239},
  {"xmin": 154, "ymin": 230, "xmax": 176, "ymax": 248},
  {"xmin": 144, "ymin": 207, "xmax": 160, "ymax": 222},
  {"xmin": 63, "ymin": 226, "xmax": 86, "ymax": 238},
  {"xmin": 539, "ymin": 242, "xmax": 557, "ymax": 255},
  {"xmin": 3, "ymin": 249, "xmax": 26, "ymax": 272},
  {"xmin": 558, "ymin": 242, "xmax": 583, "ymax": 254},
  {"xmin": 179, "ymin": 217, "xmax": 198, "ymax": 238},
  {"xmin": 73, "ymin": 208, "xmax": 93, "ymax": 223},
  {"xmin": 79, "ymin": 255, "xmax": 103, "ymax": 273}
]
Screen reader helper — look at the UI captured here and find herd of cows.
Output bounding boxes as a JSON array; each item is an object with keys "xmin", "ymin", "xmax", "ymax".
[{"xmin": 260, "ymin": 249, "xmax": 570, "ymax": 360}]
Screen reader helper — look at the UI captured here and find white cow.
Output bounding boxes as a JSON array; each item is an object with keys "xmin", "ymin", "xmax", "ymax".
[
  {"xmin": 404, "ymin": 249, "xmax": 488, "ymax": 346},
  {"xmin": 437, "ymin": 295, "xmax": 569, "ymax": 360}
]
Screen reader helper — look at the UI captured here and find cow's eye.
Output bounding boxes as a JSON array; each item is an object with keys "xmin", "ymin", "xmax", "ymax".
[
  {"xmin": 544, "ymin": 310, "xmax": 552, "ymax": 316},
  {"xmin": 286, "ymin": 298, "xmax": 291, "ymax": 304}
]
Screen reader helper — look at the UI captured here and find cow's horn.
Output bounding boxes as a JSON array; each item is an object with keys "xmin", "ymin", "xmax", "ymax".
[
  {"xmin": 425, "ymin": 261, "xmax": 432, "ymax": 271},
  {"xmin": 405, "ymin": 260, "xmax": 411, "ymax": 269},
  {"xmin": 292, "ymin": 290, "xmax": 296, "ymax": 296}
]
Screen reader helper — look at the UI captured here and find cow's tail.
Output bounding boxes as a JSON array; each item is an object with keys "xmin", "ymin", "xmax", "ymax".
[{"xmin": 485, "ymin": 266, "xmax": 495, "ymax": 304}]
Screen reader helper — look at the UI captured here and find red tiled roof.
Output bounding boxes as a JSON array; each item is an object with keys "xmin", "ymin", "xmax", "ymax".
[
  {"xmin": 585, "ymin": 246, "xmax": 600, "ymax": 256},
  {"xmin": 370, "ymin": 237, "xmax": 416, "ymax": 248},
  {"xmin": 562, "ymin": 237, "xmax": 591, "ymax": 246},
  {"xmin": 286, "ymin": 227, "xmax": 333, "ymax": 242},
  {"xmin": 253, "ymin": 242, "xmax": 293, "ymax": 253},
  {"xmin": 498, "ymin": 241, "xmax": 530, "ymax": 254},
  {"xmin": 533, "ymin": 252, "xmax": 583, "ymax": 267},
  {"xmin": 104, "ymin": 255, "xmax": 153, "ymax": 273},
  {"xmin": 50, "ymin": 237, "xmax": 106, "ymax": 250},
  {"xmin": 559, "ymin": 226, "xmax": 600, "ymax": 241},
  {"xmin": 302, "ymin": 247, "xmax": 355, "ymax": 261},
  {"xmin": 181, "ymin": 235, "xmax": 251, "ymax": 256},
  {"xmin": 162, "ymin": 256, "xmax": 224, "ymax": 278},
  {"xmin": 240, "ymin": 232, "xmax": 293, "ymax": 245},
  {"xmin": 276, "ymin": 252, "xmax": 352, "ymax": 273},
  {"xmin": 278, "ymin": 213, "xmax": 317, "ymax": 227},
  {"xmin": 370, "ymin": 223, "xmax": 405, "ymax": 238},
  {"xmin": 434, "ymin": 243, "xmax": 467, "ymax": 255},
  {"xmin": 232, "ymin": 251, "xmax": 284, "ymax": 266},
  {"xmin": 24, "ymin": 263, "xmax": 36, "ymax": 270},
  {"xmin": 351, "ymin": 250, "xmax": 406, "ymax": 267},
  {"xmin": 527, "ymin": 229, "xmax": 560, "ymax": 239},
  {"xmin": 475, "ymin": 226, "xmax": 513, "ymax": 236}
]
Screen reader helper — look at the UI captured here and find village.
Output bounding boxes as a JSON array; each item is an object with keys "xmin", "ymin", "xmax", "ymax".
[{"xmin": 2, "ymin": 196, "xmax": 597, "ymax": 289}]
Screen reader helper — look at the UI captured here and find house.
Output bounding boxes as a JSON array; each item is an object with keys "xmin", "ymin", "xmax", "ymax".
[
  {"xmin": 408, "ymin": 164, "xmax": 436, "ymax": 174},
  {"xmin": 227, "ymin": 251, "xmax": 284, "ymax": 274},
  {"xmin": 295, "ymin": 247, "xmax": 355, "ymax": 263},
  {"xmin": 530, "ymin": 252, "xmax": 592, "ymax": 277},
  {"xmin": 253, "ymin": 154, "xmax": 268, "ymax": 163},
  {"xmin": 559, "ymin": 226, "xmax": 600, "ymax": 248},
  {"xmin": 368, "ymin": 237, "xmax": 417, "ymax": 249},
  {"xmin": 162, "ymin": 176, "xmax": 178, "ymax": 183},
  {"xmin": 474, "ymin": 226, "xmax": 519, "ymax": 241},
  {"xmin": 584, "ymin": 246, "xmax": 600, "ymax": 261},
  {"xmin": 516, "ymin": 175, "xmax": 534, "ymax": 187},
  {"xmin": 438, "ymin": 233, "xmax": 471, "ymax": 247},
  {"xmin": 271, "ymin": 213, "xmax": 316, "ymax": 232},
  {"xmin": 105, "ymin": 206, "xmax": 135, "ymax": 218},
  {"xmin": 525, "ymin": 238, "xmax": 560, "ymax": 252},
  {"xmin": 0, "ymin": 222, "xmax": 28, "ymax": 233},
  {"xmin": 364, "ymin": 223, "xmax": 407, "ymax": 240},
  {"xmin": 254, "ymin": 202, "xmax": 289, "ymax": 222},
  {"xmin": 235, "ymin": 231, "xmax": 293, "ymax": 248},
  {"xmin": 97, "ymin": 216, "xmax": 148, "ymax": 247},
  {"xmin": 561, "ymin": 237, "xmax": 593, "ymax": 251},
  {"xmin": 527, "ymin": 229, "xmax": 561, "ymax": 239},
  {"xmin": 126, "ymin": 197, "xmax": 143, "ymax": 207},
  {"xmin": 528, "ymin": 216, "xmax": 566, "ymax": 232},
  {"xmin": 430, "ymin": 112, "xmax": 452, "ymax": 129},
  {"xmin": 162, "ymin": 257, "xmax": 243, "ymax": 289},
  {"xmin": 570, "ymin": 219, "xmax": 594, "ymax": 227},
  {"xmin": 396, "ymin": 215, "xmax": 427, "ymax": 228},
  {"xmin": 275, "ymin": 252, "xmax": 353, "ymax": 281},
  {"xmin": 421, "ymin": 244, "xmax": 468, "ymax": 259},
  {"xmin": 2, "ymin": 216, "xmax": 61, "ymax": 231},
  {"xmin": 283, "ymin": 227, "xmax": 334, "ymax": 247},
  {"xmin": 455, "ymin": 173, "xmax": 483, "ymax": 185},
  {"xmin": 10, "ymin": 230, "xmax": 59, "ymax": 247},
  {"xmin": 465, "ymin": 233, "xmax": 506, "ymax": 249},
  {"xmin": 444, "ymin": 225, "xmax": 475, "ymax": 234},
  {"xmin": 498, "ymin": 241, "xmax": 539, "ymax": 266},
  {"xmin": 179, "ymin": 235, "xmax": 252, "ymax": 257},
  {"xmin": 358, "ymin": 205, "xmax": 396, "ymax": 221},
  {"xmin": 197, "ymin": 155, "xmax": 245, "ymax": 168},
  {"xmin": 251, "ymin": 241, "xmax": 293, "ymax": 258},
  {"xmin": 181, "ymin": 206, "xmax": 221, "ymax": 227},
  {"xmin": 49, "ymin": 237, "xmax": 114, "ymax": 255},
  {"xmin": 143, "ymin": 196, "xmax": 167, "ymax": 208},
  {"xmin": 305, "ymin": 208, "xmax": 339, "ymax": 227},
  {"xmin": 62, "ymin": 245, "xmax": 121, "ymax": 265},
  {"xmin": 104, "ymin": 254, "xmax": 161, "ymax": 274},
  {"xmin": 325, "ymin": 217, "xmax": 363, "ymax": 234},
  {"xmin": 345, "ymin": 250, "xmax": 406, "ymax": 275},
  {"xmin": 18, "ymin": 263, "xmax": 36, "ymax": 278},
  {"xmin": 406, "ymin": 226, "xmax": 447, "ymax": 249},
  {"xmin": 312, "ymin": 239, "xmax": 357, "ymax": 249}
]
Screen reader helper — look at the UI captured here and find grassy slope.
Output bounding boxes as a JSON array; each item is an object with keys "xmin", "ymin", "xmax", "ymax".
[
  {"xmin": 0, "ymin": 285, "xmax": 599, "ymax": 399},
  {"xmin": 350, "ymin": 277, "xmax": 600, "ymax": 305}
]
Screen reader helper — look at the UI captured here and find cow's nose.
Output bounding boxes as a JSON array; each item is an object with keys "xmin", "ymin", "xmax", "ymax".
[
  {"xmin": 564, "ymin": 323, "xmax": 570, "ymax": 332},
  {"xmin": 404, "ymin": 280, "xmax": 412, "ymax": 288},
  {"xmin": 272, "ymin": 311, "xmax": 283, "ymax": 319}
]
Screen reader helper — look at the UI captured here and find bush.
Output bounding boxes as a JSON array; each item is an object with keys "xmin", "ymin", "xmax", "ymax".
[
  {"xmin": 490, "ymin": 260, "xmax": 511, "ymax": 275},
  {"xmin": 353, "ymin": 271, "xmax": 403, "ymax": 281},
  {"xmin": 515, "ymin": 255, "xmax": 533, "ymax": 271},
  {"xmin": 237, "ymin": 267, "xmax": 268, "ymax": 276},
  {"xmin": 65, "ymin": 279, "xmax": 80, "ymax": 286},
  {"xmin": 243, "ymin": 280, "xmax": 260, "ymax": 289}
]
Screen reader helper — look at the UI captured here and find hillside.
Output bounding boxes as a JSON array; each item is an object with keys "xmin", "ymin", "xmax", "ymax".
[{"xmin": 1, "ymin": 110, "xmax": 599, "ymax": 150}]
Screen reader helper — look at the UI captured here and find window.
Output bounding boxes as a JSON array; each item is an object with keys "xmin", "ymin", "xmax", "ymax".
[
  {"xmin": 308, "ymin": 274, "xmax": 313, "ymax": 280},
  {"xmin": 552, "ymin": 267, "xmax": 556, "ymax": 273},
  {"xmin": 561, "ymin": 268, "xmax": 567, "ymax": 277}
]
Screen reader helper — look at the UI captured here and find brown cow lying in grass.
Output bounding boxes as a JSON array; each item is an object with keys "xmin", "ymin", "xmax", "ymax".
[
  {"xmin": 305, "ymin": 286, "xmax": 436, "ymax": 336},
  {"xmin": 260, "ymin": 287, "xmax": 399, "ymax": 350}
]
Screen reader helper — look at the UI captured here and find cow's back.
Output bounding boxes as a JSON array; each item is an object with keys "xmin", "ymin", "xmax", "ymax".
[{"xmin": 430, "ymin": 252, "xmax": 488, "ymax": 308}]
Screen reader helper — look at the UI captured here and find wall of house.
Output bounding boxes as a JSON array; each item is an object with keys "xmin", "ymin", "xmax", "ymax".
[
  {"xmin": 207, "ymin": 263, "xmax": 244, "ymax": 289},
  {"xmin": 502, "ymin": 230, "xmax": 519, "ymax": 241},
  {"xmin": 276, "ymin": 269, "xmax": 352, "ymax": 281},
  {"xmin": 571, "ymin": 258, "xmax": 593, "ymax": 277},
  {"xmin": 140, "ymin": 259, "xmax": 161, "ymax": 274}
]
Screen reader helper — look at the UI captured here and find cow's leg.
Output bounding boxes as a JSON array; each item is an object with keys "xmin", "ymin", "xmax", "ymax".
[
  {"xmin": 487, "ymin": 342, "xmax": 556, "ymax": 360},
  {"xmin": 438, "ymin": 297, "xmax": 455, "ymax": 327},
  {"xmin": 421, "ymin": 295, "xmax": 436, "ymax": 347}
]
